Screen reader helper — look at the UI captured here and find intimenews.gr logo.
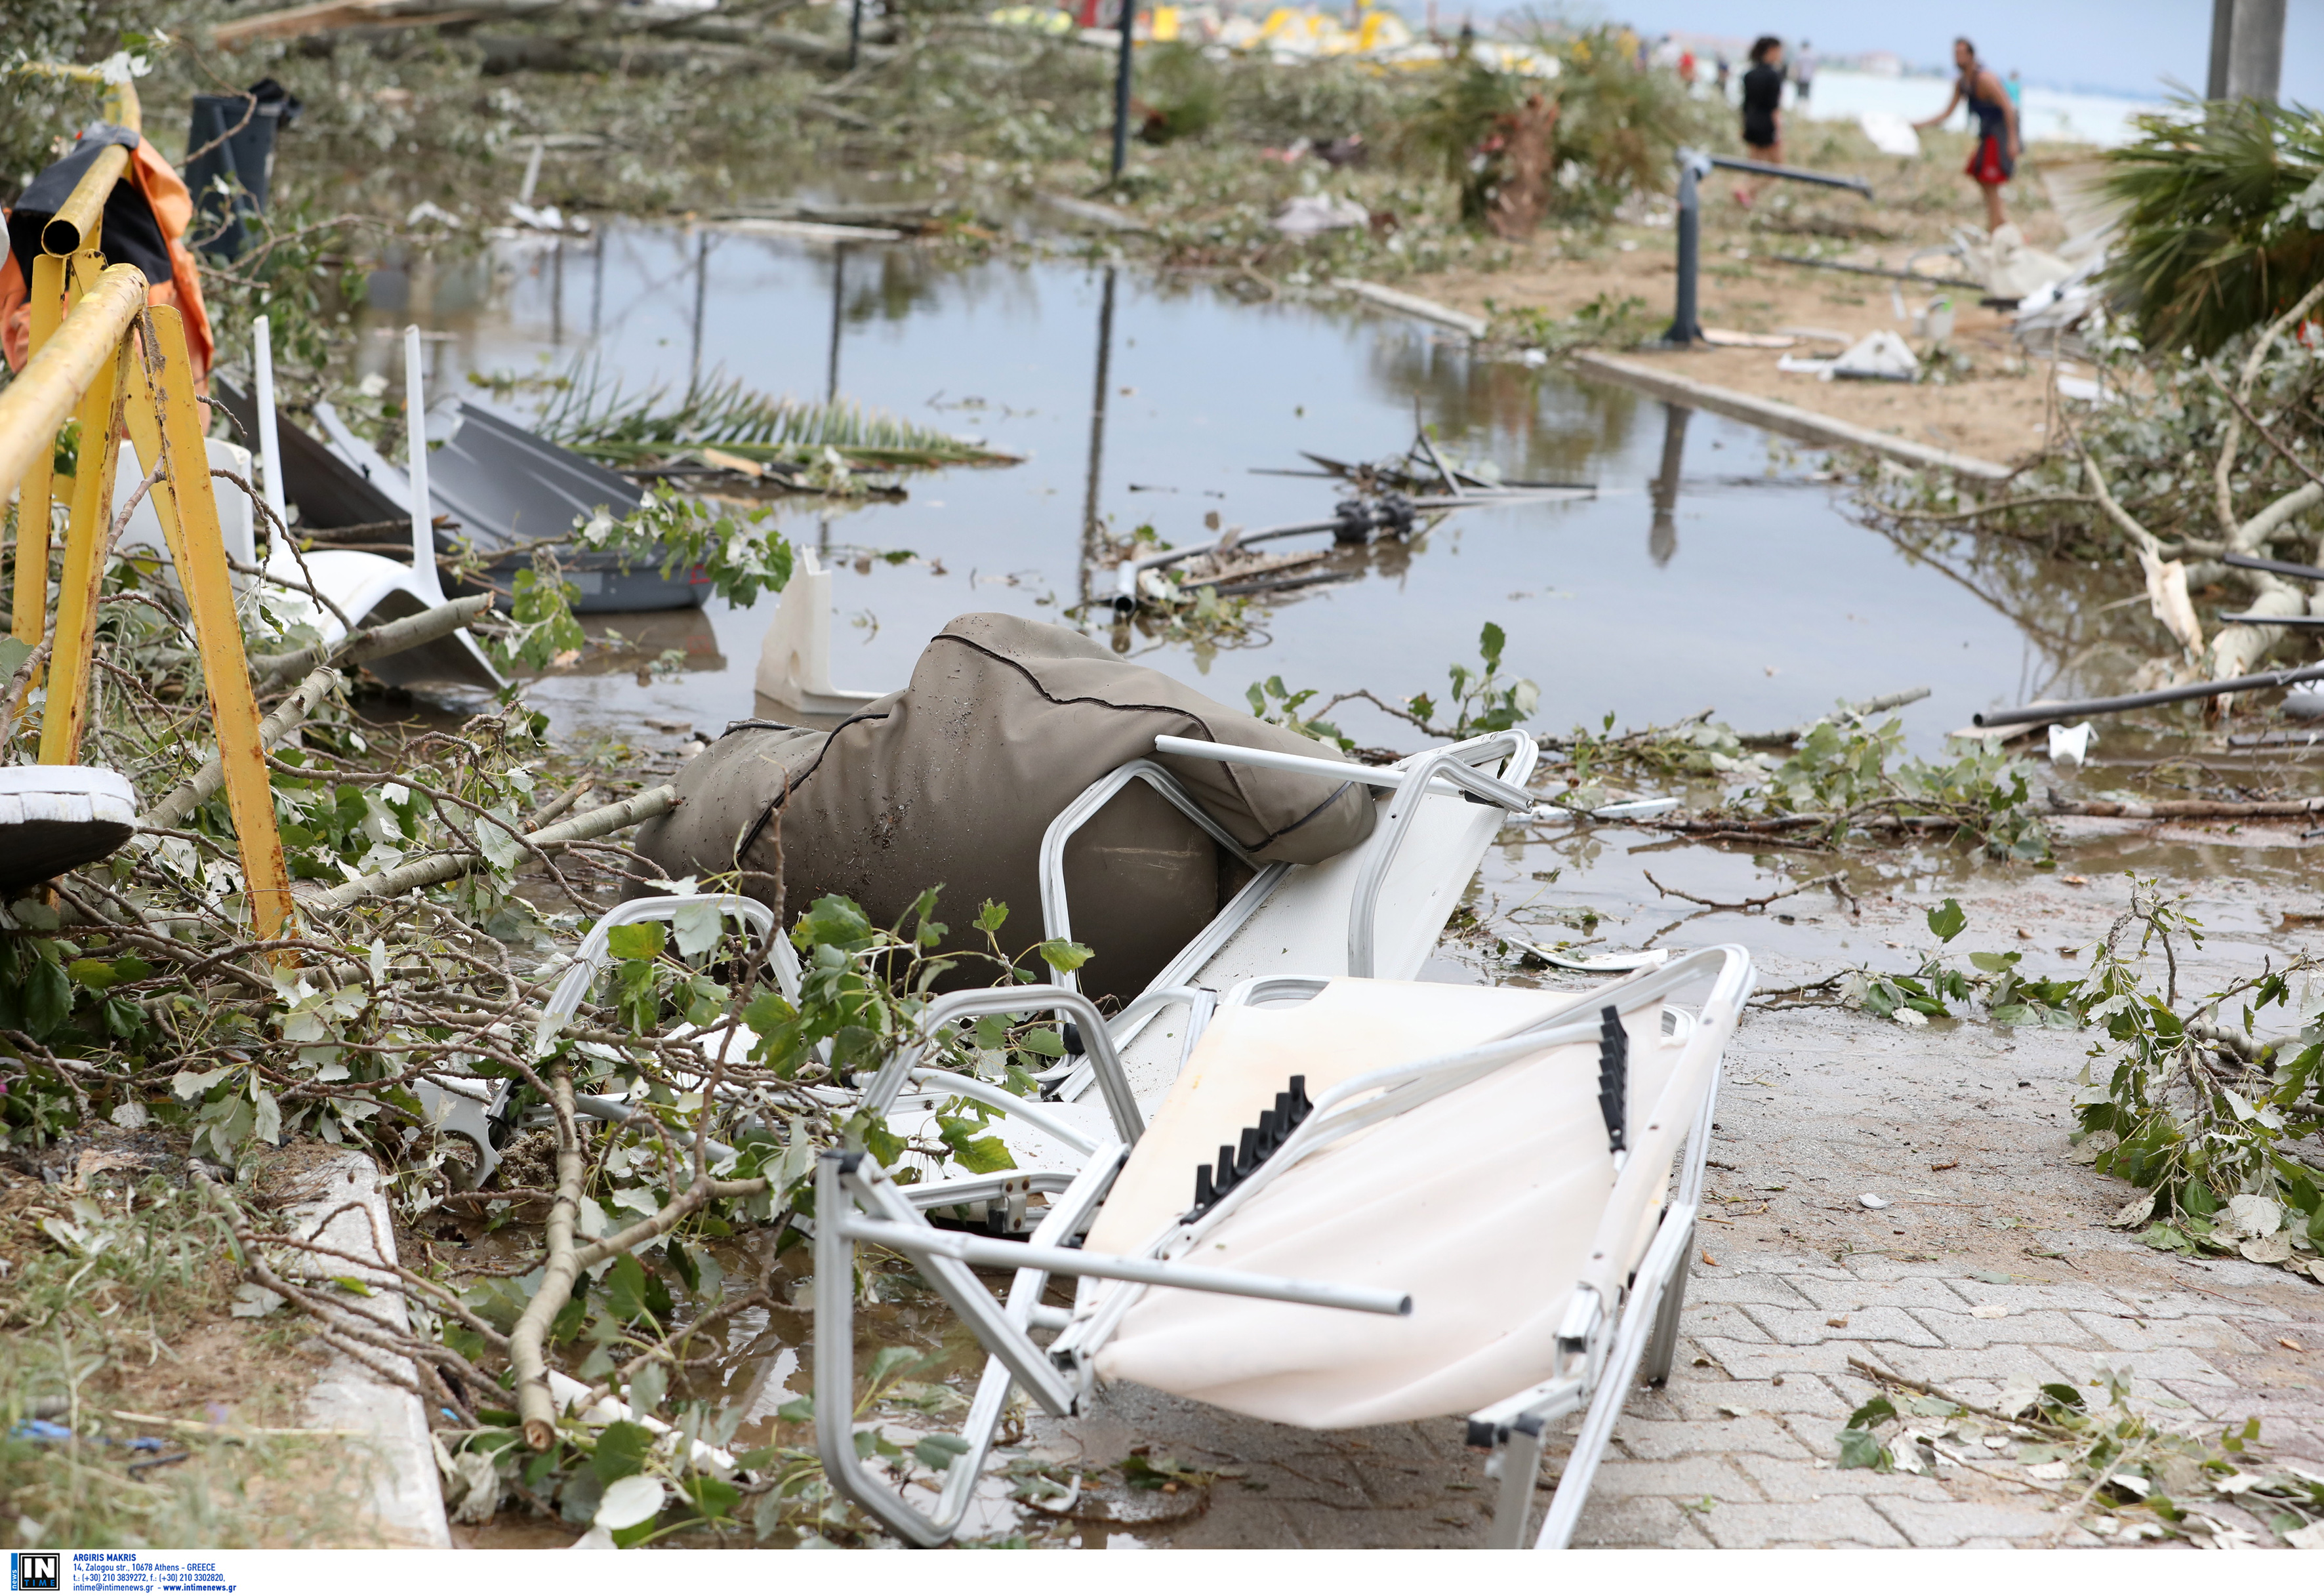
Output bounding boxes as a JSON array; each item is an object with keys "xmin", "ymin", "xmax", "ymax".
[{"xmin": 10, "ymin": 1553, "xmax": 60, "ymax": 1592}]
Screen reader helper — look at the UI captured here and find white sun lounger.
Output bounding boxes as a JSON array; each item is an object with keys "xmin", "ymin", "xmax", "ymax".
[
  {"xmin": 972, "ymin": 727, "xmax": 1541, "ymax": 1166},
  {"xmin": 812, "ymin": 943, "xmax": 1754, "ymax": 1547}
]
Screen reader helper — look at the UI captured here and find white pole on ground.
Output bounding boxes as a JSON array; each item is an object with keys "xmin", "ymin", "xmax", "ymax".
[
  {"xmin": 404, "ymin": 324, "xmax": 443, "ymax": 602},
  {"xmin": 251, "ymin": 315, "xmax": 288, "ymax": 550}
]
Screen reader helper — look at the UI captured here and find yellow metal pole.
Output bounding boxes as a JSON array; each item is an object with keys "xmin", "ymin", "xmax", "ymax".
[
  {"xmin": 123, "ymin": 308, "xmax": 297, "ymax": 943},
  {"xmin": 35, "ymin": 265, "xmax": 128, "ymax": 767},
  {"xmin": 9, "ymin": 253, "xmax": 70, "ymax": 646},
  {"xmin": 41, "ymin": 147, "xmax": 128, "ymax": 259},
  {"xmin": 0, "ymin": 260, "xmax": 145, "ymax": 508}
]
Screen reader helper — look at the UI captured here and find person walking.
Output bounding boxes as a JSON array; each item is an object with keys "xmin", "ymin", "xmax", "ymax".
[
  {"xmin": 1794, "ymin": 39, "xmax": 1816, "ymax": 106},
  {"xmin": 1913, "ymin": 37, "xmax": 2021, "ymax": 232},
  {"xmin": 1714, "ymin": 52, "xmax": 1730, "ymax": 98},
  {"xmin": 1736, "ymin": 35, "xmax": 1785, "ymax": 207}
]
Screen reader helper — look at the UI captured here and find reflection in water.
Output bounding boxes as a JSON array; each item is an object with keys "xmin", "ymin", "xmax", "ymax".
[
  {"xmin": 380, "ymin": 223, "xmax": 2154, "ymax": 752},
  {"xmin": 1080, "ymin": 267, "xmax": 1118, "ymax": 610},
  {"xmin": 1650, "ymin": 403, "xmax": 1690, "ymax": 568}
]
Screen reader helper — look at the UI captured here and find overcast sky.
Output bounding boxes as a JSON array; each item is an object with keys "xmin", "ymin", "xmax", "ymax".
[{"xmin": 1478, "ymin": 1, "xmax": 2324, "ymax": 102}]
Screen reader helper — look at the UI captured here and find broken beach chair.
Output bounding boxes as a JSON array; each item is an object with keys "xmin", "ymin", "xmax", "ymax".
[{"xmin": 813, "ymin": 943, "xmax": 1755, "ymax": 1547}]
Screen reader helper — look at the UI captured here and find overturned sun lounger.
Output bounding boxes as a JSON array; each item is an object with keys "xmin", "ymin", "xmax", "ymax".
[{"xmin": 813, "ymin": 943, "xmax": 1755, "ymax": 1546}]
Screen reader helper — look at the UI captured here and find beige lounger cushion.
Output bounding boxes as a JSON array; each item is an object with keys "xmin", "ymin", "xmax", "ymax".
[{"xmin": 1089, "ymin": 978, "xmax": 1684, "ymax": 1429}]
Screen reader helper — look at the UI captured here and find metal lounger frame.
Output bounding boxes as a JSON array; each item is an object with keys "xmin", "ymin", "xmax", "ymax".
[
  {"xmin": 1034, "ymin": 729, "xmax": 1540, "ymax": 1099},
  {"xmin": 810, "ymin": 943, "xmax": 1753, "ymax": 1549}
]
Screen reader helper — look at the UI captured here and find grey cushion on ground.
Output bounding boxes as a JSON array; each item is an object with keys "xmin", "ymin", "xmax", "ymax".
[{"xmin": 636, "ymin": 612, "xmax": 1377, "ymax": 1001}]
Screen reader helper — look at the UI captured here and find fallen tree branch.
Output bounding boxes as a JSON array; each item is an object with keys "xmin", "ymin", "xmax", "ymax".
[
  {"xmin": 314, "ymin": 783, "xmax": 677, "ymax": 912},
  {"xmin": 1641, "ymin": 868, "xmax": 1852, "ymax": 912},
  {"xmin": 1877, "ymin": 495, "xmax": 2097, "ymax": 525},
  {"xmin": 2045, "ymin": 787, "xmax": 2324, "ymax": 821},
  {"xmin": 249, "ymin": 592, "xmax": 495, "ymax": 688},
  {"xmin": 1735, "ymin": 687, "xmax": 1930, "ymax": 747},
  {"xmin": 140, "ymin": 666, "xmax": 342, "ymax": 830},
  {"xmin": 512, "ymin": 1069, "xmax": 584, "ymax": 1452}
]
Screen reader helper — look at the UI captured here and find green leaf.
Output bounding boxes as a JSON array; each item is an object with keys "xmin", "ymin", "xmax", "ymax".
[
  {"xmin": 605, "ymin": 922, "xmax": 666, "ymax": 963},
  {"xmin": 1968, "ymin": 951, "xmax": 2019, "ymax": 973},
  {"xmin": 1478, "ymin": 621, "xmax": 1506, "ymax": 668},
  {"xmin": 1036, "ymin": 939, "xmax": 1093, "ymax": 975},
  {"xmin": 606, "ymin": 1253, "xmax": 652, "ymax": 1322},
  {"xmin": 1845, "ymin": 1395, "xmax": 1897, "ymax": 1430},
  {"xmin": 794, "ymin": 894, "xmax": 877, "ymax": 952},
  {"xmin": 913, "ymin": 1433, "xmax": 973, "ymax": 1471},
  {"xmin": 592, "ymin": 1420, "xmax": 653, "ymax": 1483},
  {"xmin": 938, "ymin": 1118, "xmax": 1018, "ymax": 1174},
  {"xmin": 974, "ymin": 899, "xmax": 1009, "ymax": 933},
  {"xmin": 1835, "ymin": 1427, "xmax": 1889, "ymax": 1470},
  {"xmin": 1926, "ymin": 898, "xmax": 1967, "ymax": 943}
]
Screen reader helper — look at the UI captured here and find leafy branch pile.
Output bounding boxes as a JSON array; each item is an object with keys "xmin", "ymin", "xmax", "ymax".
[
  {"xmin": 1837, "ymin": 1357, "xmax": 2321, "ymax": 1547},
  {"xmin": 1820, "ymin": 883, "xmax": 2324, "ymax": 1288}
]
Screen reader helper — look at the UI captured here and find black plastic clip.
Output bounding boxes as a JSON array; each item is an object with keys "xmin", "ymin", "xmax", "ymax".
[{"xmin": 1597, "ymin": 1006, "xmax": 1627, "ymax": 1156}]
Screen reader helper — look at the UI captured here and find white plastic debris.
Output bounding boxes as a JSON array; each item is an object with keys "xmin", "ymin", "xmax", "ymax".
[
  {"xmin": 1957, "ymin": 222, "xmax": 2075, "ymax": 300},
  {"xmin": 2047, "ymin": 722, "xmax": 2096, "ymax": 767},
  {"xmin": 1858, "ymin": 1193, "xmax": 1890, "ymax": 1210},
  {"xmin": 1271, "ymin": 194, "xmax": 1369, "ymax": 237},
  {"xmin": 2287, "ymin": 684, "xmax": 2324, "ymax": 720},
  {"xmin": 1828, "ymin": 329, "xmax": 1919, "ymax": 382},
  {"xmin": 1859, "ymin": 111, "xmax": 1922, "ymax": 158}
]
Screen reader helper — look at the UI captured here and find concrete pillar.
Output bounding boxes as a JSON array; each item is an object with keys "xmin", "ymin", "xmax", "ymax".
[{"xmin": 2209, "ymin": 0, "xmax": 2285, "ymax": 102}]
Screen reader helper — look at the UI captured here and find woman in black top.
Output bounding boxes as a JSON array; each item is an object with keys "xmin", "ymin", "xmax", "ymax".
[{"xmin": 1736, "ymin": 35, "xmax": 1785, "ymax": 207}]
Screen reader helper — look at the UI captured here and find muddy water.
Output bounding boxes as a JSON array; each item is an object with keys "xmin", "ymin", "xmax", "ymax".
[
  {"xmin": 395, "ymin": 226, "xmax": 2324, "ymax": 1548},
  {"xmin": 369, "ymin": 223, "xmax": 2164, "ymax": 758}
]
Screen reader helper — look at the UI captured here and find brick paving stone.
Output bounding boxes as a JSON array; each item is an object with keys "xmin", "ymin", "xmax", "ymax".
[
  {"xmin": 1745, "ymin": 1304, "xmax": 1946, "ymax": 1348},
  {"xmin": 2117, "ymin": 1290, "xmax": 2291, "ymax": 1323},
  {"xmin": 1939, "ymin": 1279, "xmax": 2134, "ymax": 1316},
  {"xmin": 1692, "ymin": 1337, "xmax": 1862, "ymax": 1381},
  {"xmin": 1873, "ymin": 1497, "xmax": 2073, "ymax": 1547},
  {"xmin": 2083, "ymin": 1346, "xmax": 2234, "ymax": 1385},
  {"xmin": 1786, "ymin": 1274, "xmax": 1974, "ymax": 1313},
  {"xmin": 1589, "ymin": 1456, "xmax": 1763, "ymax": 1502},
  {"xmin": 1687, "ymin": 1272, "xmax": 1822, "ymax": 1311},
  {"xmin": 1907, "ymin": 1307, "xmax": 2100, "ymax": 1349},
  {"xmin": 2069, "ymin": 1311, "xmax": 2266, "ymax": 1354},
  {"xmin": 1664, "ymin": 1378, "xmax": 1854, "ymax": 1422},
  {"xmin": 1691, "ymin": 1497, "xmax": 1910, "ymax": 1548},
  {"xmin": 1841, "ymin": 1341, "xmax": 2085, "ymax": 1389},
  {"xmin": 1570, "ymin": 1493, "xmax": 1716, "ymax": 1549},
  {"xmin": 1732, "ymin": 1455, "xmax": 1956, "ymax": 1503},
  {"xmin": 1606, "ymin": 1415, "xmax": 1814, "ymax": 1462},
  {"xmin": 1681, "ymin": 1302, "xmax": 1778, "ymax": 1343}
]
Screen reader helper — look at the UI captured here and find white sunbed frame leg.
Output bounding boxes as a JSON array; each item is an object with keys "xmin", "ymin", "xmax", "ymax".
[
  {"xmin": 813, "ymin": 1152, "xmax": 1090, "ymax": 1547},
  {"xmin": 1527, "ymin": 1067, "xmax": 1724, "ymax": 1549}
]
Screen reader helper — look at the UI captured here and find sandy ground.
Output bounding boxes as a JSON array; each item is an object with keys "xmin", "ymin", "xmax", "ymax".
[{"xmin": 1404, "ymin": 139, "xmax": 2095, "ymax": 472}]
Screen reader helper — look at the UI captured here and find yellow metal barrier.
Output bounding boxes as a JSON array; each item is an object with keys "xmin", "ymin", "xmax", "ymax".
[{"xmin": 0, "ymin": 102, "xmax": 295, "ymax": 942}]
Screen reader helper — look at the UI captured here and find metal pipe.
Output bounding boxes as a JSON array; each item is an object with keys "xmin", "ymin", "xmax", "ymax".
[
  {"xmin": 1704, "ymin": 153, "xmax": 1873, "ymax": 195},
  {"xmin": 1767, "ymin": 253, "xmax": 1984, "ymax": 291},
  {"xmin": 1974, "ymin": 663, "xmax": 2324, "ymax": 727},
  {"xmin": 0, "ymin": 262, "xmax": 146, "ymax": 507},
  {"xmin": 42, "ymin": 145, "xmax": 131, "ymax": 258},
  {"xmin": 2224, "ymin": 550, "xmax": 2324, "ymax": 583},
  {"xmin": 1110, "ymin": 0, "xmax": 1136, "ymax": 179},
  {"xmin": 839, "ymin": 1217, "xmax": 1414, "ymax": 1315}
]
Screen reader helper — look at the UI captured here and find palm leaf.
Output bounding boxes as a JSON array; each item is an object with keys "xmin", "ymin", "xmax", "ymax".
[{"xmin": 529, "ymin": 359, "xmax": 1021, "ymax": 470}]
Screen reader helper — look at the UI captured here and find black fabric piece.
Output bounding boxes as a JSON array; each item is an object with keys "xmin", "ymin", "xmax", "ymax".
[
  {"xmin": 7, "ymin": 126, "xmax": 167, "ymax": 291},
  {"xmin": 1597, "ymin": 1005, "xmax": 1628, "ymax": 1155},
  {"xmin": 1740, "ymin": 62, "xmax": 1785, "ymax": 148},
  {"xmin": 184, "ymin": 80, "xmax": 300, "ymax": 262}
]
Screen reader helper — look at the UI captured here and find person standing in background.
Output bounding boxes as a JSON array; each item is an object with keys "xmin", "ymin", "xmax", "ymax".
[
  {"xmin": 1714, "ymin": 52, "xmax": 1730, "ymax": 98},
  {"xmin": 1736, "ymin": 35, "xmax": 1785, "ymax": 207},
  {"xmin": 1794, "ymin": 39, "xmax": 1816, "ymax": 106},
  {"xmin": 1913, "ymin": 36, "xmax": 2021, "ymax": 232},
  {"xmin": 2005, "ymin": 69, "xmax": 2023, "ymax": 108},
  {"xmin": 1679, "ymin": 47, "xmax": 1697, "ymax": 91}
]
